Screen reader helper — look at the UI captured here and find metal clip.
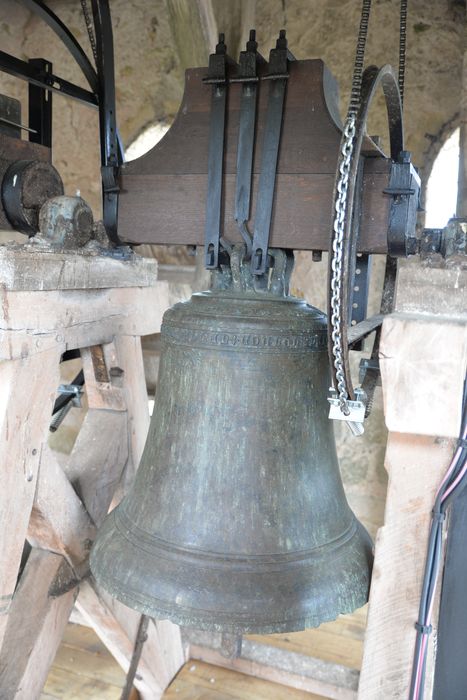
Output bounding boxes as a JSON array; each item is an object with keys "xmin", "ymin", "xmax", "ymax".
[
  {"xmin": 328, "ymin": 387, "xmax": 367, "ymax": 436},
  {"xmin": 50, "ymin": 383, "xmax": 83, "ymax": 432}
]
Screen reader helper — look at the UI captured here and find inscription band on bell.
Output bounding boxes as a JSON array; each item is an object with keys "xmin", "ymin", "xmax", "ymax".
[{"xmin": 162, "ymin": 326, "xmax": 328, "ymax": 351}]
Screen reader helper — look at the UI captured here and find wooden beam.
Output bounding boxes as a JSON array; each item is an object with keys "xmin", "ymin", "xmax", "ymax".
[
  {"xmin": 64, "ymin": 408, "xmax": 129, "ymax": 528},
  {"xmin": 111, "ymin": 336, "xmax": 150, "ymax": 485},
  {"xmin": 76, "ymin": 580, "xmax": 186, "ymax": 700},
  {"xmin": 358, "ymin": 433, "xmax": 454, "ymax": 698},
  {"xmin": 0, "ymin": 282, "xmax": 174, "ymax": 361},
  {"xmin": 0, "ymin": 246, "xmax": 158, "ymax": 292},
  {"xmin": 187, "ymin": 634, "xmax": 358, "ymax": 699},
  {"xmin": 28, "ymin": 445, "xmax": 96, "ymax": 576},
  {"xmin": 380, "ymin": 314, "xmax": 467, "ymax": 439},
  {"xmin": 0, "ymin": 348, "xmax": 61, "ymax": 648},
  {"xmin": 0, "ymin": 248, "xmax": 187, "ymax": 698},
  {"xmin": 0, "ymin": 548, "xmax": 77, "ymax": 699},
  {"xmin": 99, "ymin": 588, "xmax": 187, "ymax": 692},
  {"xmin": 80, "ymin": 345, "xmax": 127, "ymax": 411},
  {"xmin": 167, "ymin": 0, "xmax": 217, "ymax": 69},
  {"xmin": 359, "ymin": 298, "xmax": 467, "ymax": 698}
]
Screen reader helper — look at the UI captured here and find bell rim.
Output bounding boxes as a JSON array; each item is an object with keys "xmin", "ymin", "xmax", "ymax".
[
  {"xmin": 89, "ymin": 568, "xmax": 370, "ymax": 634},
  {"xmin": 90, "ymin": 510, "xmax": 373, "ymax": 635}
]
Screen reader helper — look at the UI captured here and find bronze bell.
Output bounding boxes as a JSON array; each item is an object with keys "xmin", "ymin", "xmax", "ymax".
[{"xmin": 90, "ymin": 250, "xmax": 372, "ymax": 634}]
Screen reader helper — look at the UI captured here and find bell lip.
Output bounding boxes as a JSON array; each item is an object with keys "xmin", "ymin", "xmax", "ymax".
[
  {"xmin": 90, "ymin": 565, "xmax": 370, "ymax": 634},
  {"xmin": 90, "ymin": 511, "xmax": 373, "ymax": 635}
]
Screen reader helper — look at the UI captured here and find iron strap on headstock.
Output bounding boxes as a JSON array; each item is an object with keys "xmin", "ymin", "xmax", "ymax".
[
  {"xmin": 232, "ymin": 30, "xmax": 263, "ymax": 256},
  {"xmin": 251, "ymin": 30, "xmax": 293, "ymax": 276},
  {"xmin": 203, "ymin": 35, "xmax": 233, "ymax": 270},
  {"xmin": 203, "ymin": 30, "xmax": 293, "ymax": 279}
]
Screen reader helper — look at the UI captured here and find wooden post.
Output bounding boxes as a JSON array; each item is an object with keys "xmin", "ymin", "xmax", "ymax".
[
  {"xmin": 0, "ymin": 349, "xmax": 61, "ymax": 648},
  {"xmin": 358, "ymin": 261, "xmax": 467, "ymax": 698}
]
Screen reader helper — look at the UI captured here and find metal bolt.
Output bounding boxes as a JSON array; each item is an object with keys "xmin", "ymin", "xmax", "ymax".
[{"xmin": 399, "ymin": 150, "xmax": 411, "ymax": 163}]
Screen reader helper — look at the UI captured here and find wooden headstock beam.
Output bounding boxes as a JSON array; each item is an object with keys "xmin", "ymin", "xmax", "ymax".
[{"xmin": 118, "ymin": 59, "xmax": 391, "ymax": 253}]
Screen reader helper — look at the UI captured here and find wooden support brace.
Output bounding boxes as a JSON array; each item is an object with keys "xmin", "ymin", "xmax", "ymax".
[
  {"xmin": 358, "ymin": 263, "xmax": 467, "ymax": 699},
  {"xmin": 0, "ymin": 249, "xmax": 187, "ymax": 698},
  {"xmin": 28, "ymin": 445, "xmax": 96, "ymax": 577},
  {"xmin": 0, "ymin": 548, "xmax": 77, "ymax": 699},
  {"xmin": 75, "ymin": 580, "xmax": 187, "ymax": 700},
  {"xmin": 0, "ymin": 349, "xmax": 61, "ymax": 648}
]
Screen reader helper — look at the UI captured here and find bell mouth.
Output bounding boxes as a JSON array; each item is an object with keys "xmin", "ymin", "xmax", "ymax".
[{"xmin": 90, "ymin": 506, "xmax": 372, "ymax": 635}]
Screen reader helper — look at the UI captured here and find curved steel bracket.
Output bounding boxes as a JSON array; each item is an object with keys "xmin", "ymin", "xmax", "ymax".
[
  {"xmin": 327, "ymin": 64, "xmax": 404, "ymax": 405},
  {"xmin": 19, "ymin": 0, "xmax": 98, "ymax": 94}
]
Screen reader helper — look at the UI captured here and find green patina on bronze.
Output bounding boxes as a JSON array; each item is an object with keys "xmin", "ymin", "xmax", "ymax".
[{"xmin": 91, "ymin": 284, "xmax": 373, "ymax": 634}]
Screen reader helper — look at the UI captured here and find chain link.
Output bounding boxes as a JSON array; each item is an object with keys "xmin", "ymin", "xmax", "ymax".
[
  {"xmin": 329, "ymin": 0, "xmax": 372, "ymax": 417},
  {"xmin": 398, "ymin": 0, "xmax": 408, "ymax": 108},
  {"xmin": 80, "ymin": 0, "xmax": 98, "ymax": 64},
  {"xmin": 330, "ymin": 114, "xmax": 356, "ymax": 415},
  {"xmin": 349, "ymin": 0, "xmax": 372, "ymax": 115}
]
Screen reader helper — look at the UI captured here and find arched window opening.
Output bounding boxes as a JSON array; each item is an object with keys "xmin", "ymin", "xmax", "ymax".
[
  {"xmin": 425, "ymin": 128, "xmax": 460, "ymax": 228},
  {"xmin": 125, "ymin": 122, "xmax": 170, "ymax": 161}
]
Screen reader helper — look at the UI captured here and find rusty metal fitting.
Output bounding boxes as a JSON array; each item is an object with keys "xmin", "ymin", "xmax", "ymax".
[
  {"xmin": 38, "ymin": 195, "xmax": 94, "ymax": 249},
  {"xmin": 1, "ymin": 159, "xmax": 64, "ymax": 235}
]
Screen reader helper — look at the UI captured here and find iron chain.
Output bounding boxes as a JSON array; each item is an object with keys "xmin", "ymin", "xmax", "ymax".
[
  {"xmin": 330, "ymin": 114, "xmax": 356, "ymax": 415},
  {"xmin": 80, "ymin": 0, "xmax": 98, "ymax": 64},
  {"xmin": 329, "ymin": 0, "xmax": 372, "ymax": 417},
  {"xmin": 398, "ymin": 0, "xmax": 408, "ymax": 108}
]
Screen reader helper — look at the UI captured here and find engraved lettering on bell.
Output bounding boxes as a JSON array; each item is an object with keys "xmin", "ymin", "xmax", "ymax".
[{"xmin": 163, "ymin": 325, "xmax": 327, "ymax": 351}]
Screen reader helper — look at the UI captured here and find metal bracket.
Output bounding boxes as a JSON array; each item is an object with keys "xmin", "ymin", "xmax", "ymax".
[
  {"xmin": 50, "ymin": 383, "xmax": 83, "ymax": 433},
  {"xmin": 421, "ymin": 219, "xmax": 467, "ymax": 260},
  {"xmin": 203, "ymin": 34, "xmax": 232, "ymax": 270},
  {"xmin": 28, "ymin": 58, "xmax": 52, "ymax": 148},
  {"xmin": 233, "ymin": 30, "xmax": 264, "ymax": 255},
  {"xmin": 251, "ymin": 30, "xmax": 292, "ymax": 276},
  {"xmin": 347, "ymin": 158, "xmax": 370, "ymax": 351},
  {"xmin": 349, "ymin": 252, "xmax": 371, "ymax": 352},
  {"xmin": 359, "ymin": 357, "xmax": 380, "ymax": 385},
  {"xmin": 91, "ymin": 0, "xmax": 122, "ymax": 246},
  {"xmin": 0, "ymin": 49, "xmax": 97, "ymax": 107},
  {"xmin": 328, "ymin": 387, "xmax": 367, "ymax": 436},
  {"xmin": 385, "ymin": 150, "xmax": 421, "ymax": 257}
]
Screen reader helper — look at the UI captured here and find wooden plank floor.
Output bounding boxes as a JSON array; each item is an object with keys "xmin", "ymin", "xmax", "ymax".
[
  {"xmin": 42, "ymin": 607, "xmax": 366, "ymax": 699},
  {"xmin": 42, "ymin": 625, "xmax": 126, "ymax": 699},
  {"xmin": 248, "ymin": 604, "xmax": 367, "ymax": 670},
  {"xmin": 164, "ymin": 661, "xmax": 325, "ymax": 699}
]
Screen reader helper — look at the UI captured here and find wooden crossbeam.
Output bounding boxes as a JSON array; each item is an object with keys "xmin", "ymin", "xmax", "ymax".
[{"xmin": 187, "ymin": 633, "xmax": 358, "ymax": 699}]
